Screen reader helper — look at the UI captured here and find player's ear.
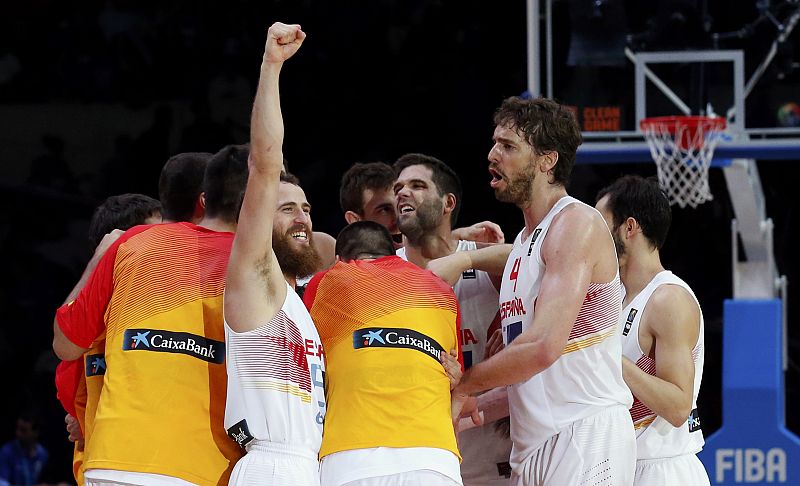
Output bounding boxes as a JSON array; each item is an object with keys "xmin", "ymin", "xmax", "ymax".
[
  {"xmin": 344, "ymin": 211, "xmax": 362, "ymax": 225},
  {"xmin": 624, "ymin": 217, "xmax": 639, "ymax": 238},
  {"xmin": 443, "ymin": 193, "xmax": 457, "ymax": 217}
]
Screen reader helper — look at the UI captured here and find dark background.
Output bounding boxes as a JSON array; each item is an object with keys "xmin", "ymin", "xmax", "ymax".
[{"xmin": 0, "ymin": 0, "xmax": 798, "ymax": 482}]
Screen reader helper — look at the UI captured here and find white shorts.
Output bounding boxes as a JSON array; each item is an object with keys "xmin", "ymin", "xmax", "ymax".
[
  {"xmin": 229, "ymin": 441, "xmax": 320, "ymax": 486},
  {"xmin": 85, "ymin": 469, "xmax": 195, "ymax": 486},
  {"xmin": 512, "ymin": 406, "xmax": 636, "ymax": 486},
  {"xmin": 341, "ymin": 470, "xmax": 460, "ymax": 486},
  {"xmin": 634, "ymin": 454, "xmax": 710, "ymax": 486}
]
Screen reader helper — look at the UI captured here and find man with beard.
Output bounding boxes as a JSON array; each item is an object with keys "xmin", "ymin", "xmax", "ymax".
[
  {"xmin": 303, "ymin": 220, "xmax": 463, "ymax": 486},
  {"xmin": 222, "ymin": 22, "xmax": 326, "ymax": 485},
  {"xmin": 449, "ymin": 96, "xmax": 636, "ymax": 486},
  {"xmin": 273, "ymin": 170, "xmax": 323, "ymax": 288},
  {"xmin": 339, "ymin": 161, "xmax": 503, "ymax": 251},
  {"xmin": 392, "ymin": 153, "xmax": 513, "ymax": 486},
  {"xmin": 595, "ymin": 176, "xmax": 709, "ymax": 486}
]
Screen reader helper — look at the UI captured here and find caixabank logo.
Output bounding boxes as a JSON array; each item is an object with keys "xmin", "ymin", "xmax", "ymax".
[
  {"xmin": 123, "ymin": 329, "xmax": 225, "ymax": 364},
  {"xmin": 85, "ymin": 354, "xmax": 106, "ymax": 377},
  {"xmin": 353, "ymin": 327, "xmax": 445, "ymax": 362}
]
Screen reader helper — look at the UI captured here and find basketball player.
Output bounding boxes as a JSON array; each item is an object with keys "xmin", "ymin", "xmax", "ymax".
[
  {"xmin": 303, "ymin": 221, "xmax": 462, "ymax": 485},
  {"xmin": 339, "ymin": 160, "xmax": 505, "ymax": 250},
  {"xmin": 52, "ymin": 142, "xmax": 248, "ymax": 485},
  {"xmin": 392, "ymin": 153, "xmax": 512, "ymax": 485},
  {"xmin": 595, "ymin": 175, "xmax": 710, "ymax": 486},
  {"xmin": 450, "ymin": 96, "xmax": 636, "ymax": 485},
  {"xmin": 55, "ymin": 193, "xmax": 161, "ymax": 484},
  {"xmin": 222, "ymin": 22, "xmax": 326, "ymax": 485}
]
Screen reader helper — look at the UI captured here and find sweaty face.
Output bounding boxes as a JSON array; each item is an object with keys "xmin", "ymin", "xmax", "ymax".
[
  {"xmin": 273, "ymin": 183, "xmax": 321, "ymax": 278},
  {"xmin": 488, "ymin": 125, "xmax": 537, "ymax": 206},
  {"xmin": 360, "ymin": 186, "xmax": 399, "ymax": 238},
  {"xmin": 595, "ymin": 195, "xmax": 626, "ymax": 261},
  {"xmin": 393, "ymin": 165, "xmax": 446, "ymax": 243}
]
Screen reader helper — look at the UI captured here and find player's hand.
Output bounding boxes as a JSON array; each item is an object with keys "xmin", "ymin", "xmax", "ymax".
[
  {"xmin": 452, "ymin": 221, "xmax": 504, "ymax": 244},
  {"xmin": 264, "ymin": 22, "xmax": 306, "ymax": 64},
  {"xmin": 452, "ymin": 389, "xmax": 482, "ymax": 430},
  {"xmin": 427, "ymin": 251, "xmax": 471, "ymax": 286},
  {"xmin": 93, "ymin": 229, "xmax": 124, "ymax": 259},
  {"xmin": 484, "ymin": 328, "xmax": 504, "ymax": 359},
  {"xmin": 65, "ymin": 414, "xmax": 84, "ymax": 450},
  {"xmin": 440, "ymin": 348, "xmax": 462, "ymax": 390}
]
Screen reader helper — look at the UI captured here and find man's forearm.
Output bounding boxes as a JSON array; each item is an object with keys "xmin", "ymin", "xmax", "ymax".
[{"xmin": 458, "ymin": 340, "xmax": 552, "ymax": 396}]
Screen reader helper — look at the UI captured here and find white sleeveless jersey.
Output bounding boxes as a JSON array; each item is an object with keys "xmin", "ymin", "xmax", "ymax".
[
  {"xmin": 398, "ymin": 241, "xmax": 513, "ymax": 484},
  {"xmin": 224, "ymin": 283, "xmax": 325, "ymax": 455},
  {"xmin": 499, "ymin": 196, "xmax": 633, "ymax": 470},
  {"xmin": 621, "ymin": 270, "xmax": 705, "ymax": 460}
]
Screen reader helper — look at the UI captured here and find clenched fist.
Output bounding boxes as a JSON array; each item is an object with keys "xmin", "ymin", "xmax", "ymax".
[{"xmin": 264, "ymin": 22, "xmax": 306, "ymax": 63}]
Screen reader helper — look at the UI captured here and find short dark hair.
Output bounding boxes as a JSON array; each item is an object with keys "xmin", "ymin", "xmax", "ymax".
[
  {"xmin": 280, "ymin": 171, "xmax": 301, "ymax": 186},
  {"xmin": 204, "ymin": 144, "xmax": 250, "ymax": 222},
  {"xmin": 339, "ymin": 162, "xmax": 396, "ymax": 215},
  {"xmin": 335, "ymin": 221, "xmax": 396, "ymax": 261},
  {"xmin": 596, "ymin": 175, "xmax": 672, "ymax": 250},
  {"xmin": 158, "ymin": 152, "xmax": 211, "ymax": 222},
  {"xmin": 493, "ymin": 97, "xmax": 583, "ymax": 187},
  {"xmin": 393, "ymin": 153, "xmax": 462, "ymax": 226},
  {"xmin": 88, "ymin": 193, "xmax": 161, "ymax": 251}
]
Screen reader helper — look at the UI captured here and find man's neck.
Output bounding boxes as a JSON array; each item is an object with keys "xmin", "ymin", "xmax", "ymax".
[
  {"xmin": 197, "ymin": 217, "xmax": 236, "ymax": 233},
  {"xmin": 284, "ymin": 274, "xmax": 297, "ymax": 289},
  {"xmin": 403, "ymin": 228, "xmax": 457, "ymax": 268},
  {"xmin": 519, "ymin": 183, "xmax": 568, "ymax": 238},
  {"xmin": 620, "ymin": 247, "xmax": 665, "ymax": 305}
]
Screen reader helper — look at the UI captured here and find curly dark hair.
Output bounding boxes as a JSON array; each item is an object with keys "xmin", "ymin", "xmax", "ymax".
[{"xmin": 493, "ymin": 97, "xmax": 583, "ymax": 187}]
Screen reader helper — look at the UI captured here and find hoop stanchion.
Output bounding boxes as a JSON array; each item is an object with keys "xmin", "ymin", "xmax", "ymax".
[{"xmin": 640, "ymin": 116, "xmax": 727, "ymax": 208}]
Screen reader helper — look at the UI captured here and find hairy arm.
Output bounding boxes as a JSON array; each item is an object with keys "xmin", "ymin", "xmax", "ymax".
[
  {"xmin": 623, "ymin": 284, "xmax": 700, "ymax": 427},
  {"xmin": 452, "ymin": 209, "xmax": 598, "ymax": 402},
  {"xmin": 224, "ymin": 23, "xmax": 305, "ymax": 332}
]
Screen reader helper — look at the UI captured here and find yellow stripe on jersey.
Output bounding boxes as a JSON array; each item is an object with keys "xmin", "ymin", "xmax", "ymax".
[{"xmin": 561, "ymin": 327, "xmax": 617, "ymax": 355}]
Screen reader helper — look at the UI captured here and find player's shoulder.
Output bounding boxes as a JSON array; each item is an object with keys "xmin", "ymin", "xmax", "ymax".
[{"xmin": 649, "ymin": 281, "xmax": 697, "ymax": 310}]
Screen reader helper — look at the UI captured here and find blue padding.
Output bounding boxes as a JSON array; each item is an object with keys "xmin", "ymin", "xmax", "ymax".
[
  {"xmin": 576, "ymin": 141, "xmax": 800, "ymax": 165},
  {"xmin": 698, "ymin": 299, "xmax": 800, "ymax": 485}
]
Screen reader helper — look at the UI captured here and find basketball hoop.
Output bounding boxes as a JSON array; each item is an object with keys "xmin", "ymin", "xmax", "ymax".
[{"xmin": 640, "ymin": 115, "xmax": 727, "ymax": 208}]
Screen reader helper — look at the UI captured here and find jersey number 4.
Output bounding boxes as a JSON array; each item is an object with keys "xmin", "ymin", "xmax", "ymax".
[{"xmin": 509, "ymin": 257, "xmax": 522, "ymax": 292}]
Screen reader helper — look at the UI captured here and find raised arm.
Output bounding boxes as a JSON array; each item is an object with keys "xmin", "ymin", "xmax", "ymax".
[
  {"xmin": 224, "ymin": 22, "xmax": 306, "ymax": 332},
  {"xmin": 622, "ymin": 284, "xmax": 700, "ymax": 427}
]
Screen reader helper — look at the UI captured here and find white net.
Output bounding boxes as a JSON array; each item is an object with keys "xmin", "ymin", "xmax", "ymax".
[{"xmin": 641, "ymin": 116, "xmax": 726, "ymax": 208}]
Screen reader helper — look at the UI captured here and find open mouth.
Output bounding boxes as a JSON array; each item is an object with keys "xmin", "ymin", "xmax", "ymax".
[
  {"xmin": 289, "ymin": 229, "xmax": 308, "ymax": 242},
  {"xmin": 489, "ymin": 168, "xmax": 504, "ymax": 188},
  {"xmin": 398, "ymin": 203, "xmax": 415, "ymax": 214},
  {"xmin": 391, "ymin": 233, "xmax": 403, "ymax": 244}
]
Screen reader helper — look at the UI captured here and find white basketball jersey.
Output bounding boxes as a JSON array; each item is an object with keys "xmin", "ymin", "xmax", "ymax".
[
  {"xmin": 398, "ymin": 241, "xmax": 513, "ymax": 484},
  {"xmin": 499, "ymin": 196, "xmax": 633, "ymax": 472},
  {"xmin": 621, "ymin": 271, "xmax": 705, "ymax": 460},
  {"xmin": 453, "ymin": 241, "xmax": 513, "ymax": 485},
  {"xmin": 224, "ymin": 283, "xmax": 325, "ymax": 455}
]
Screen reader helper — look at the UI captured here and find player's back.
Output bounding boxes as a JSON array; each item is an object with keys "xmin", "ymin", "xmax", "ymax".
[
  {"xmin": 304, "ymin": 255, "xmax": 460, "ymax": 459},
  {"xmin": 86, "ymin": 222, "xmax": 240, "ymax": 485}
]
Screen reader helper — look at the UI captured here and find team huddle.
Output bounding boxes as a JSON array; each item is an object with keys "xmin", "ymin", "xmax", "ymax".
[{"xmin": 51, "ymin": 23, "xmax": 711, "ymax": 486}]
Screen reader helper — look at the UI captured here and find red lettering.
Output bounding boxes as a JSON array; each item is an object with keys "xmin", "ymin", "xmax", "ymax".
[
  {"xmin": 509, "ymin": 257, "xmax": 521, "ymax": 292},
  {"xmin": 461, "ymin": 329, "xmax": 478, "ymax": 345},
  {"xmin": 305, "ymin": 339, "xmax": 315, "ymax": 355}
]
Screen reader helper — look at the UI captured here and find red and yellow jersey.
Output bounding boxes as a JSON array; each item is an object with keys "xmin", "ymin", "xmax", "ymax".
[
  {"xmin": 303, "ymin": 256, "xmax": 462, "ymax": 459},
  {"xmin": 56, "ymin": 223, "xmax": 241, "ymax": 486}
]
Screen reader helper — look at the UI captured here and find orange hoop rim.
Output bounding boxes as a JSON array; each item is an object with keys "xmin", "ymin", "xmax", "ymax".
[{"xmin": 640, "ymin": 115, "xmax": 727, "ymax": 133}]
